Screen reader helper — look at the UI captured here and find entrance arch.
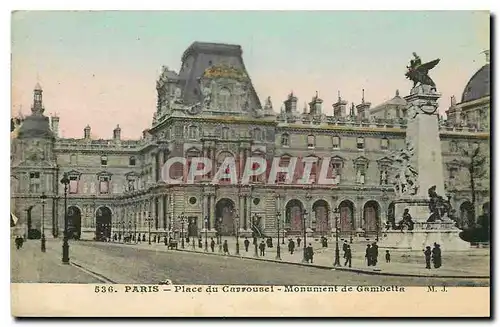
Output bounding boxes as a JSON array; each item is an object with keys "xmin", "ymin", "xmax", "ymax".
[
  {"xmin": 285, "ymin": 199, "xmax": 304, "ymax": 232},
  {"xmin": 363, "ymin": 200, "xmax": 380, "ymax": 233},
  {"xmin": 459, "ymin": 201, "xmax": 475, "ymax": 228},
  {"xmin": 338, "ymin": 200, "xmax": 354, "ymax": 233},
  {"xmin": 215, "ymin": 198, "xmax": 236, "ymax": 236},
  {"xmin": 95, "ymin": 206, "xmax": 112, "ymax": 241},
  {"xmin": 67, "ymin": 206, "xmax": 82, "ymax": 240},
  {"xmin": 313, "ymin": 200, "xmax": 329, "ymax": 235}
]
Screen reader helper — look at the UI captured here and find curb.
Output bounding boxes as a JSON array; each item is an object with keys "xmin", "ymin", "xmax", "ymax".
[
  {"xmin": 175, "ymin": 248, "xmax": 489, "ymax": 279},
  {"xmin": 84, "ymin": 242, "xmax": 490, "ymax": 280}
]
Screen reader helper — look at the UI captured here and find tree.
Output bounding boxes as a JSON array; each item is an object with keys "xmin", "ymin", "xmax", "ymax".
[{"xmin": 457, "ymin": 142, "xmax": 488, "ymax": 226}]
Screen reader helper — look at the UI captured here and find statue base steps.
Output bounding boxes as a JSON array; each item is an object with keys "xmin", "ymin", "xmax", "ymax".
[{"xmin": 378, "ymin": 223, "xmax": 470, "ymax": 252}]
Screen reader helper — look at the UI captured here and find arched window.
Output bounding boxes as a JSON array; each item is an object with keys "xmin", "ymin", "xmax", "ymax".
[
  {"xmin": 281, "ymin": 133, "xmax": 290, "ymax": 146},
  {"xmin": 219, "ymin": 88, "xmax": 231, "ymax": 110}
]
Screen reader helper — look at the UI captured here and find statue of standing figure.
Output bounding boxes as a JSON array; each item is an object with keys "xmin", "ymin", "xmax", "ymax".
[
  {"xmin": 202, "ymin": 86, "xmax": 212, "ymax": 108},
  {"xmin": 391, "ymin": 141, "xmax": 418, "ymax": 196}
]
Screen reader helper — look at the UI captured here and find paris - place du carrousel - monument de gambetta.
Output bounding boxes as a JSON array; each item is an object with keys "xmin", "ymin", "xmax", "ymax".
[{"xmin": 380, "ymin": 53, "xmax": 470, "ymax": 251}]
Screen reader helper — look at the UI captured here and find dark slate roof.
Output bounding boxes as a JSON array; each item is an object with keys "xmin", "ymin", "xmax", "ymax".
[
  {"xmin": 461, "ymin": 64, "xmax": 490, "ymax": 103},
  {"xmin": 16, "ymin": 115, "xmax": 54, "ymax": 139},
  {"xmin": 178, "ymin": 41, "xmax": 262, "ymax": 109}
]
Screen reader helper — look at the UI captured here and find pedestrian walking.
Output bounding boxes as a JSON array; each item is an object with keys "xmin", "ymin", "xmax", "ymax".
[
  {"xmin": 210, "ymin": 237, "xmax": 215, "ymax": 252},
  {"xmin": 153, "ymin": 235, "xmax": 157, "ymax": 243},
  {"xmin": 259, "ymin": 240, "xmax": 266, "ymax": 256},
  {"xmin": 223, "ymin": 240, "xmax": 229, "ymax": 255},
  {"xmin": 297, "ymin": 237, "xmax": 301, "ymax": 248},
  {"xmin": 372, "ymin": 242, "xmax": 379, "ymax": 266},
  {"xmin": 142, "ymin": 234, "xmax": 146, "ymax": 242},
  {"xmin": 244, "ymin": 237, "xmax": 250, "ymax": 252},
  {"xmin": 198, "ymin": 237, "xmax": 203, "ymax": 248},
  {"xmin": 306, "ymin": 243, "xmax": 314, "ymax": 263},
  {"xmin": 385, "ymin": 250, "xmax": 391, "ymax": 263},
  {"xmin": 365, "ymin": 244, "xmax": 372, "ymax": 266},
  {"xmin": 164, "ymin": 236, "xmax": 168, "ymax": 246},
  {"xmin": 342, "ymin": 240, "xmax": 348, "ymax": 256},
  {"xmin": 432, "ymin": 243, "xmax": 442, "ymax": 268},
  {"xmin": 288, "ymin": 239, "xmax": 295, "ymax": 254},
  {"xmin": 424, "ymin": 246, "xmax": 432, "ymax": 269},
  {"xmin": 344, "ymin": 245, "xmax": 352, "ymax": 267}
]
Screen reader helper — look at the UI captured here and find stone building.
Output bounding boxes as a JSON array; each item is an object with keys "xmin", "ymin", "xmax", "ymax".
[{"xmin": 10, "ymin": 42, "xmax": 490, "ymax": 241}]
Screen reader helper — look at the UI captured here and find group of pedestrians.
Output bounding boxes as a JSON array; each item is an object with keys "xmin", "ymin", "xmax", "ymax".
[
  {"xmin": 423, "ymin": 243, "xmax": 442, "ymax": 269},
  {"xmin": 365, "ymin": 242, "xmax": 379, "ymax": 266}
]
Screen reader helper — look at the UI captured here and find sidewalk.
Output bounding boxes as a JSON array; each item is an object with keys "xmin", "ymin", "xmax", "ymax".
[
  {"xmin": 11, "ymin": 239, "xmax": 101, "ymax": 283},
  {"xmin": 102, "ymin": 236, "xmax": 490, "ymax": 279}
]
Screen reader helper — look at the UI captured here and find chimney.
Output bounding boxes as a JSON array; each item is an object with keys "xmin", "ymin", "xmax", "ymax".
[
  {"xmin": 356, "ymin": 89, "xmax": 371, "ymax": 119},
  {"xmin": 284, "ymin": 92, "xmax": 298, "ymax": 113},
  {"xmin": 332, "ymin": 91, "xmax": 347, "ymax": 118},
  {"xmin": 309, "ymin": 91, "xmax": 323, "ymax": 115},
  {"xmin": 113, "ymin": 124, "xmax": 121, "ymax": 141},
  {"xmin": 84, "ymin": 125, "xmax": 91, "ymax": 139},
  {"xmin": 50, "ymin": 115, "xmax": 60, "ymax": 137}
]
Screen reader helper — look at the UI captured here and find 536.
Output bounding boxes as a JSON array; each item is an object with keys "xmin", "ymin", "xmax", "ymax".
[{"xmin": 95, "ymin": 286, "xmax": 116, "ymax": 293}]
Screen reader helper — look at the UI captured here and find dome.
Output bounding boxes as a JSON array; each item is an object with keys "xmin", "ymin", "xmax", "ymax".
[
  {"xmin": 461, "ymin": 64, "xmax": 490, "ymax": 103},
  {"xmin": 16, "ymin": 115, "xmax": 54, "ymax": 139}
]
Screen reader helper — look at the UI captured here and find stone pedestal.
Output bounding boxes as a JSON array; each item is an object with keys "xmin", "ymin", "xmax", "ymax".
[{"xmin": 380, "ymin": 222, "xmax": 470, "ymax": 252}]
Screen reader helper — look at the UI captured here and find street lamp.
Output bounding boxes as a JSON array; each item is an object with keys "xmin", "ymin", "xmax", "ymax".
[
  {"xmin": 376, "ymin": 215, "xmax": 380, "ymax": 242},
  {"xmin": 60, "ymin": 173, "xmax": 70, "ymax": 264},
  {"xmin": 234, "ymin": 211, "xmax": 240, "ymax": 255},
  {"xmin": 275, "ymin": 211, "xmax": 281, "ymax": 260},
  {"xmin": 134, "ymin": 220, "xmax": 137, "ymax": 243},
  {"xmin": 204, "ymin": 216, "xmax": 208, "ymax": 252},
  {"xmin": 301, "ymin": 209, "xmax": 308, "ymax": 263},
  {"xmin": 191, "ymin": 218, "xmax": 196, "ymax": 250},
  {"xmin": 252, "ymin": 213, "xmax": 259, "ymax": 257},
  {"xmin": 333, "ymin": 207, "xmax": 341, "ymax": 267},
  {"xmin": 40, "ymin": 192, "xmax": 47, "ymax": 252},
  {"xmin": 179, "ymin": 213, "xmax": 186, "ymax": 249},
  {"xmin": 147, "ymin": 214, "xmax": 153, "ymax": 245},
  {"xmin": 217, "ymin": 217, "xmax": 223, "ymax": 253},
  {"xmin": 128, "ymin": 221, "xmax": 132, "ymax": 242}
]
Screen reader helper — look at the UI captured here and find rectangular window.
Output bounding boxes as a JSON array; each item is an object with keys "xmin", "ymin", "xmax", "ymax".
[
  {"xmin": 175, "ymin": 125, "xmax": 183, "ymax": 137},
  {"xmin": 29, "ymin": 172, "xmax": 41, "ymax": 193},
  {"xmin": 101, "ymin": 155, "xmax": 108, "ymax": 166},
  {"xmin": 70, "ymin": 154, "xmax": 77, "ymax": 165},
  {"xmin": 332, "ymin": 136, "xmax": 340, "ymax": 149},
  {"xmin": 357, "ymin": 137, "xmax": 364, "ymax": 150},
  {"xmin": 381, "ymin": 138, "xmax": 389, "ymax": 150},
  {"xmin": 449, "ymin": 167, "xmax": 458, "ymax": 180},
  {"xmin": 69, "ymin": 176, "xmax": 79, "ymax": 194},
  {"xmin": 307, "ymin": 135, "xmax": 315, "ymax": 148},
  {"xmin": 129, "ymin": 156, "xmax": 136, "ymax": 166},
  {"xmin": 99, "ymin": 176, "xmax": 110, "ymax": 194}
]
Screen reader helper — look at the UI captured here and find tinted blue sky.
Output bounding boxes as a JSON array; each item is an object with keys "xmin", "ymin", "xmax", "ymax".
[{"xmin": 12, "ymin": 11, "xmax": 489, "ymax": 138}]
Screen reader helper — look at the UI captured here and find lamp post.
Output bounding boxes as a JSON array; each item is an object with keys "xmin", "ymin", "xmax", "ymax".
[
  {"xmin": 301, "ymin": 209, "xmax": 308, "ymax": 263},
  {"xmin": 134, "ymin": 220, "xmax": 137, "ymax": 243},
  {"xmin": 234, "ymin": 211, "xmax": 240, "ymax": 255},
  {"xmin": 191, "ymin": 218, "xmax": 196, "ymax": 250},
  {"xmin": 128, "ymin": 221, "xmax": 132, "ymax": 242},
  {"xmin": 333, "ymin": 207, "xmax": 341, "ymax": 267},
  {"xmin": 252, "ymin": 213, "xmax": 259, "ymax": 257},
  {"xmin": 376, "ymin": 216, "xmax": 380, "ymax": 242},
  {"xmin": 147, "ymin": 214, "xmax": 153, "ymax": 245},
  {"xmin": 217, "ymin": 217, "xmax": 223, "ymax": 253},
  {"xmin": 179, "ymin": 213, "xmax": 186, "ymax": 249},
  {"xmin": 204, "ymin": 216, "xmax": 208, "ymax": 252},
  {"xmin": 275, "ymin": 211, "xmax": 281, "ymax": 260},
  {"xmin": 40, "ymin": 193, "xmax": 47, "ymax": 252},
  {"xmin": 60, "ymin": 173, "xmax": 70, "ymax": 264}
]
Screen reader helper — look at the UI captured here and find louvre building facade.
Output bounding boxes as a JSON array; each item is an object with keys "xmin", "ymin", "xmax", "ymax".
[{"xmin": 10, "ymin": 42, "xmax": 490, "ymax": 241}]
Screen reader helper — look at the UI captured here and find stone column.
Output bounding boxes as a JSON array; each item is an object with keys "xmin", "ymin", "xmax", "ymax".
[
  {"xmin": 209, "ymin": 195, "xmax": 216, "ymax": 231},
  {"xmin": 158, "ymin": 195, "xmax": 164, "ymax": 230},
  {"xmin": 238, "ymin": 193, "xmax": 245, "ymax": 231}
]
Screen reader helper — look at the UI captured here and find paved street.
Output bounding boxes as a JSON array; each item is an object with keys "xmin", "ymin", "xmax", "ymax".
[
  {"xmin": 17, "ymin": 239, "xmax": 487, "ymax": 286},
  {"xmin": 11, "ymin": 240, "xmax": 100, "ymax": 283}
]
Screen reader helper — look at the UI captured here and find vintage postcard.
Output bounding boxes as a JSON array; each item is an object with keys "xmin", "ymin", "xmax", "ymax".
[{"xmin": 10, "ymin": 10, "xmax": 490, "ymax": 317}]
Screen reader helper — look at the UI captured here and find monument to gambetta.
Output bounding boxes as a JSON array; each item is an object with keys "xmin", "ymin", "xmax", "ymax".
[{"xmin": 381, "ymin": 53, "xmax": 470, "ymax": 251}]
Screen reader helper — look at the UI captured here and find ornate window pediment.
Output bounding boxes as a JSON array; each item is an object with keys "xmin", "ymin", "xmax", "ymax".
[
  {"xmin": 67, "ymin": 170, "xmax": 82, "ymax": 178},
  {"xmin": 96, "ymin": 171, "xmax": 112, "ymax": 179},
  {"xmin": 376, "ymin": 156, "xmax": 392, "ymax": 168},
  {"xmin": 446, "ymin": 159, "xmax": 462, "ymax": 169},
  {"xmin": 353, "ymin": 156, "xmax": 370, "ymax": 168}
]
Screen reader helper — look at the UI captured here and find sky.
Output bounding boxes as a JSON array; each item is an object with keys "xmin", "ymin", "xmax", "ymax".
[{"xmin": 11, "ymin": 11, "xmax": 490, "ymax": 139}]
